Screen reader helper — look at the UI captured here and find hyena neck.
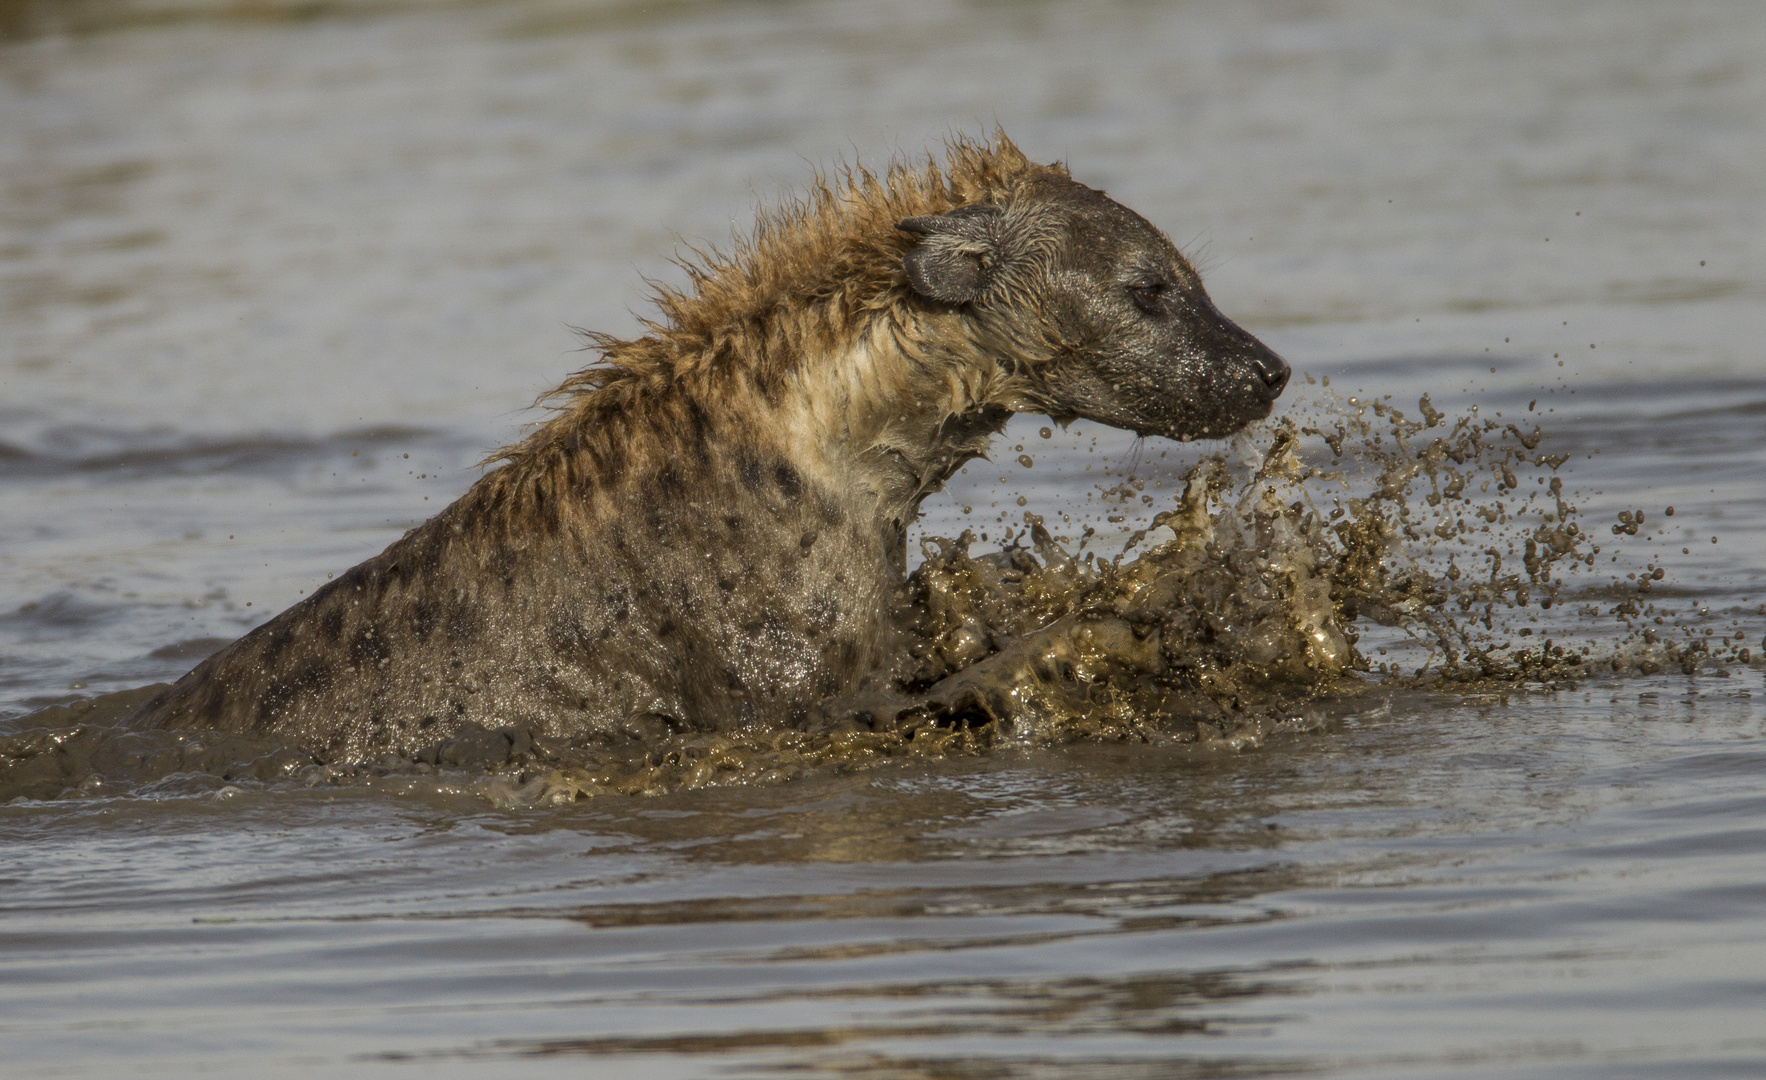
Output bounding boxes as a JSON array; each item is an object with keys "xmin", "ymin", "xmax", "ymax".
[{"xmin": 779, "ymin": 315, "xmax": 1022, "ymax": 541}]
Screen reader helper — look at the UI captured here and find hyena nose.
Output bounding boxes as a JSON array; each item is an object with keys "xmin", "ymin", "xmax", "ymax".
[{"xmin": 1254, "ymin": 347, "xmax": 1290, "ymax": 398}]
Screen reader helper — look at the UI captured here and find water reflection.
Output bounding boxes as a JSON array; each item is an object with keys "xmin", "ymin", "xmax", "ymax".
[{"xmin": 432, "ymin": 963, "xmax": 1313, "ymax": 1075}]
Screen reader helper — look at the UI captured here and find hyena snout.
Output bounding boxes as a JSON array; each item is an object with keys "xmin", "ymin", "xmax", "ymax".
[{"xmin": 1210, "ymin": 311, "xmax": 1290, "ymax": 412}]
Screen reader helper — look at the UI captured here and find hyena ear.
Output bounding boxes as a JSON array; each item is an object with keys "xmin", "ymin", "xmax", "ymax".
[{"xmin": 897, "ymin": 204, "xmax": 1010, "ymax": 305}]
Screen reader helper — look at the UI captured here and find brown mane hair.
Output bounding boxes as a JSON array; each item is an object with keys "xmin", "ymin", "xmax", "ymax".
[
  {"xmin": 441, "ymin": 133, "xmax": 1066, "ymax": 544},
  {"xmin": 499, "ymin": 132, "xmax": 1061, "ymax": 452}
]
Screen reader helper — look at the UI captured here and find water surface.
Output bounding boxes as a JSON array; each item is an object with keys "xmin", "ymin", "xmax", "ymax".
[{"xmin": 4, "ymin": 1, "xmax": 1765, "ymax": 1076}]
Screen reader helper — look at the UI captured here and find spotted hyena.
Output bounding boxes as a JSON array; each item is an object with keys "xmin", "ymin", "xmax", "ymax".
[{"xmin": 130, "ymin": 133, "xmax": 1289, "ymax": 761}]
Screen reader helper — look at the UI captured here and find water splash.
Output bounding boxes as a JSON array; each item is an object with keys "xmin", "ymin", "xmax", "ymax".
[{"xmin": 5, "ymin": 391, "xmax": 1759, "ymax": 805}]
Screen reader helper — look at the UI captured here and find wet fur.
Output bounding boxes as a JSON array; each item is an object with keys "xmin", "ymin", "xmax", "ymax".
[{"xmin": 129, "ymin": 132, "xmax": 1286, "ymax": 761}]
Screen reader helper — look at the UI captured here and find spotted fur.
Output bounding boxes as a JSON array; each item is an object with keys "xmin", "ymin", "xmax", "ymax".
[{"xmin": 129, "ymin": 132, "xmax": 1287, "ymax": 761}]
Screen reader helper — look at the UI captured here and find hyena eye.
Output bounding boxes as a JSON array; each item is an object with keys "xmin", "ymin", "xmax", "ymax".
[{"xmin": 1127, "ymin": 280, "xmax": 1167, "ymax": 315}]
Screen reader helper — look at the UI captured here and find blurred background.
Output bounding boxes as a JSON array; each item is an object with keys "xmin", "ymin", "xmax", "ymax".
[{"xmin": 6, "ymin": 0, "xmax": 1761, "ymax": 433}]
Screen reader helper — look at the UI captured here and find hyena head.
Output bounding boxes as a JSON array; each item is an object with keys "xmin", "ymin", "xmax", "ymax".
[{"xmin": 898, "ymin": 173, "xmax": 1289, "ymax": 441}]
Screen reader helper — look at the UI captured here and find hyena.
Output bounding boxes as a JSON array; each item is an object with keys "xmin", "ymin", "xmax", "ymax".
[{"xmin": 129, "ymin": 133, "xmax": 1289, "ymax": 762}]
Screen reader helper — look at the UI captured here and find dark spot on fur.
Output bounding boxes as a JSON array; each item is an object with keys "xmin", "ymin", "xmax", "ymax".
[
  {"xmin": 409, "ymin": 598, "xmax": 436, "ymax": 641},
  {"xmin": 657, "ymin": 616, "xmax": 676, "ymax": 638},
  {"xmin": 259, "ymin": 625, "xmax": 295, "ymax": 667},
  {"xmin": 656, "ymin": 461, "xmax": 684, "ymax": 498},
  {"xmin": 445, "ymin": 602, "xmax": 476, "ymax": 645},
  {"xmin": 262, "ymin": 661, "xmax": 332, "ymax": 721},
  {"xmin": 546, "ymin": 612, "xmax": 590, "ymax": 656},
  {"xmin": 807, "ymin": 597, "xmax": 839, "ymax": 637},
  {"xmin": 737, "ymin": 451, "xmax": 764, "ymax": 492},
  {"xmin": 490, "ymin": 547, "xmax": 519, "ymax": 590},
  {"xmin": 526, "ymin": 483, "xmax": 552, "ymax": 534},
  {"xmin": 320, "ymin": 606, "xmax": 346, "ymax": 644},
  {"xmin": 682, "ymin": 396, "xmax": 713, "ymax": 464},
  {"xmin": 259, "ymin": 678, "xmax": 296, "ymax": 720},
  {"xmin": 596, "ymin": 438, "xmax": 627, "ymax": 486},
  {"xmin": 774, "ymin": 462, "xmax": 803, "ymax": 499},
  {"xmin": 350, "ymin": 626, "xmax": 390, "ymax": 666}
]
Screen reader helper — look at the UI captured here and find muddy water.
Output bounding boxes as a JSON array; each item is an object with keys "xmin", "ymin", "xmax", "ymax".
[{"xmin": 5, "ymin": 1, "xmax": 1766, "ymax": 1076}]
